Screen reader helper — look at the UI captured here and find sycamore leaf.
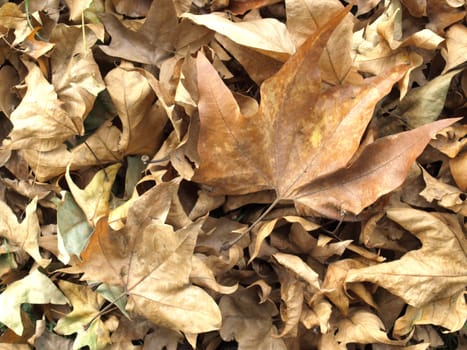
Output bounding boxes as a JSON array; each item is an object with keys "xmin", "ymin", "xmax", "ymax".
[
  {"xmin": 394, "ymin": 291, "xmax": 467, "ymax": 336},
  {"xmin": 69, "ymin": 181, "xmax": 222, "ymax": 334},
  {"xmin": 441, "ymin": 24, "xmax": 467, "ymax": 73},
  {"xmin": 99, "ymin": 0, "xmax": 178, "ymax": 66},
  {"xmin": 285, "ymin": 0, "xmax": 361, "ymax": 84},
  {"xmin": 54, "ymin": 281, "xmax": 111, "ymax": 350},
  {"xmin": 345, "ymin": 208, "xmax": 467, "ymax": 307},
  {"xmin": 334, "ymin": 308, "xmax": 405, "ymax": 346},
  {"xmin": 295, "ymin": 118, "xmax": 460, "ymax": 218},
  {"xmin": 219, "ymin": 288, "xmax": 287, "ymax": 350},
  {"xmin": 104, "ymin": 63, "xmax": 168, "ymax": 155},
  {"xmin": 192, "ymin": 7, "xmax": 457, "ymax": 219},
  {"xmin": 0, "ymin": 269, "xmax": 68, "ymax": 335},
  {"xmin": 273, "ymin": 252, "xmax": 320, "ymax": 292},
  {"xmin": 182, "ymin": 12, "xmax": 295, "ymax": 61},
  {"xmin": 0, "ymin": 197, "xmax": 50, "ymax": 267},
  {"xmin": 65, "ymin": 163, "xmax": 121, "ymax": 226},
  {"xmin": 56, "ymin": 191, "xmax": 93, "ymax": 263},
  {"xmin": 394, "ymin": 69, "xmax": 462, "ymax": 128},
  {"xmin": 50, "ymin": 24, "xmax": 105, "ymax": 121},
  {"xmin": 5, "ymin": 60, "xmax": 78, "ymax": 151}
]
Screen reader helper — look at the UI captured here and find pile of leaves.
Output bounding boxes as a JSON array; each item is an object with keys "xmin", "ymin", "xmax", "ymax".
[{"xmin": 0, "ymin": 0, "xmax": 465, "ymax": 348}]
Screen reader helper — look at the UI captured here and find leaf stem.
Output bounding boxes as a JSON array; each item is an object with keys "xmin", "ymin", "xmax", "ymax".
[{"xmin": 221, "ymin": 196, "xmax": 282, "ymax": 251}]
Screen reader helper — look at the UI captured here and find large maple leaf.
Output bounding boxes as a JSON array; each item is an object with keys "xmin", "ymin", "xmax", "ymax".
[{"xmin": 192, "ymin": 8, "xmax": 458, "ymax": 219}]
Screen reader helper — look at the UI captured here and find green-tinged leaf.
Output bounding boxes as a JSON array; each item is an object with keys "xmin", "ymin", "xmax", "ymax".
[
  {"xmin": 57, "ymin": 191, "xmax": 93, "ymax": 263},
  {"xmin": 0, "ymin": 270, "xmax": 68, "ymax": 335},
  {"xmin": 65, "ymin": 163, "xmax": 121, "ymax": 226}
]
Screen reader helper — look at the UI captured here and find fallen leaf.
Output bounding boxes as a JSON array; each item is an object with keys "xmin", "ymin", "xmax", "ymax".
[
  {"xmin": 50, "ymin": 24, "xmax": 105, "ymax": 121},
  {"xmin": 219, "ymin": 288, "xmax": 287, "ymax": 349},
  {"xmin": 65, "ymin": 163, "xmax": 121, "ymax": 226},
  {"xmin": 54, "ymin": 280, "xmax": 111, "ymax": 350},
  {"xmin": 182, "ymin": 11, "xmax": 295, "ymax": 61},
  {"xmin": 56, "ymin": 191, "xmax": 93, "ymax": 263},
  {"xmin": 99, "ymin": 0, "xmax": 179, "ymax": 66},
  {"xmin": 419, "ymin": 167, "xmax": 467, "ymax": 215},
  {"xmin": 346, "ymin": 208, "xmax": 467, "ymax": 308},
  {"xmin": 69, "ymin": 181, "xmax": 222, "ymax": 334},
  {"xmin": 393, "ymin": 291, "xmax": 467, "ymax": 336},
  {"xmin": 0, "ymin": 197, "xmax": 50, "ymax": 267},
  {"xmin": 295, "ymin": 119, "xmax": 459, "ymax": 218},
  {"xmin": 193, "ymin": 8, "xmax": 420, "ymax": 219},
  {"xmin": 334, "ymin": 308, "xmax": 405, "ymax": 346},
  {"xmin": 0, "ymin": 269, "xmax": 68, "ymax": 335},
  {"xmin": 5, "ymin": 60, "xmax": 78, "ymax": 151}
]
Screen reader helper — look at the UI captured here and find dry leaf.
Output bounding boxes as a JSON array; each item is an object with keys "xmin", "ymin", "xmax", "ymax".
[{"xmin": 346, "ymin": 208, "xmax": 467, "ymax": 307}]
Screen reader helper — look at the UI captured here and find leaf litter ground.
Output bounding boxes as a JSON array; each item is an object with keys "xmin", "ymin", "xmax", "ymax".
[{"xmin": 0, "ymin": 0, "xmax": 465, "ymax": 349}]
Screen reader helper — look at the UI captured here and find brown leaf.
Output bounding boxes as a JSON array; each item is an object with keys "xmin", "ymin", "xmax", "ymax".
[
  {"xmin": 0, "ymin": 197, "xmax": 50, "ymax": 267},
  {"xmin": 99, "ymin": 0, "xmax": 178, "ymax": 66},
  {"xmin": 193, "ymin": 8, "xmax": 409, "ymax": 206},
  {"xmin": 70, "ymin": 181, "xmax": 222, "ymax": 334},
  {"xmin": 346, "ymin": 208, "xmax": 467, "ymax": 308},
  {"xmin": 219, "ymin": 288, "xmax": 287, "ymax": 349},
  {"xmin": 296, "ymin": 118, "xmax": 460, "ymax": 218}
]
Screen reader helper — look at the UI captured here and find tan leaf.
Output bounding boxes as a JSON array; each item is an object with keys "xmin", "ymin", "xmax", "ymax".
[
  {"xmin": 0, "ymin": 197, "xmax": 50, "ymax": 267},
  {"xmin": 191, "ymin": 254, "xmax": 238, "ymax": 294},
  {"xmin": 441, "ymin": 24, "xmax": 467, "ymax": 73},
  {"xmin": 394, "ymin": 291, "xmax": 467, "ymax": 336},
  {"xmin": 6, "ymin": 60, "xmax": 78, "ymax": 151},
  {"xmin": 182, "ymin": 11, "xmax": 295, "ymax": 61},
  {"xmin": 219, "ymin": 288, "xmax": 287, "ymax": 350},
  {"xmin": 334, "ymin": 308, "xmax": 405, "ymax": 346},
  {"xmin": 285, "ymin": 0, "xmax": 362, "ymax": 84},
  {"xmin": 419, "ymin": 167, "xmax": 467, "ymax": 215},
  {"xmin": 346, "ymin": 208, "xmax": 467, "ymax": 307},
  {"xmin": 275, "ymin": 266, "xmax": 304, "ymax": 337},
  {"xmin": 69, "ymin": 181, "xmax": 222, "ymax": 335},
  {"xmin": 65, "ymin": 163, "xmax": 121, "ymax": 226},
  {"xmin": 105, "ymin": 63, "xmax": 167, "ymax": 155},
  {"xmin": 450, "ymin": 151, "xmax": 467, "ymax": 191},
  {"xmin": 50, "ymin": 24, "xmax": 105, "ymax": 121},
  {"xmin": 296, "ymin": 119, "xmax": 460, "ymax": 218},
  {"xmin": 0, "ymin": 269, "xmax": 68, "ymax": 335},
  {"xmin": 273, "ymin": 252, "xmax": 321, "ymax": 292},
  {"xmin": 54, "ymin": 281, "xmax": 111, "ymax": 350},
  {"xmin": 99, "ymin": 0, "xmax": 178, "ymax": 66}
]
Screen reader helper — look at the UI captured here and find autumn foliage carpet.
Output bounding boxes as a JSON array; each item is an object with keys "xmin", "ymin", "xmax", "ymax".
[{"xmin": 0, "ymin": 0, "xmax": 465, "ymax": 349}]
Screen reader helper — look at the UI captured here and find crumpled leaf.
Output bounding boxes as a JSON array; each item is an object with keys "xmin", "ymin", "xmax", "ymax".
[
  {"xmin": 219, "ymin": 288, "xmax": 287, "ymax": 350},
  {"xmin": 193, "ymin": 8, "xmax": 419, "ymax": 219},
  {"xmin": 182, "ymin": 11, "xmax": 295, "ymax": 61},
  {"xmin": 345, "ymin": 208, "xmax": 467, "ymax": 308},
  {"xmin": 0, "ymin": 269, "xmax": 69, "ymax": 335},
  {"xmin": 394, "ymin": 291, "xmax": 467, "ymax": 336},
  {"xmin": 68, "ymin": 181, "xmax": 222, "ymax": 335},
  {"xmin": 334, "ymin": 308, "xmax": 405, "ymax": 346},
  {"xmin": 273, "ymin": 252, "xmax": 321, "ymax": 292},
  {"xmin": 99, "ymin": 0, "xmax": 179, "ymax": 66},
  {"xmin": 65, "ymin": 163, "xmax": 121, "ymax": 226},
  {"xmin": 5, "ymin": 60, "xmax": 78, "ymax": 151},
  {"xmin": 441, "ymin": 24, "xmax": 467, "ymax": 73},
  {"xmin": 104, "ymin": 63, "xmax": 167, "ymax": 155},
  {"xmin": 56, "ymin": 191, "xmax": 93, "ymax": 263},
  {"xmin": 50, "ymin": 24, "xmax": 105, "ymax": 121},
  {"xmin": 0, "ymin": 197, "xmax": 50, "ymax": 267},
  {"xmin": 54, "ymin": 280, "xmax": 111, "ymax": 350},
  {"xmin": 419, "ymin": 167, "xmax": 467, "ymax": 215}
]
